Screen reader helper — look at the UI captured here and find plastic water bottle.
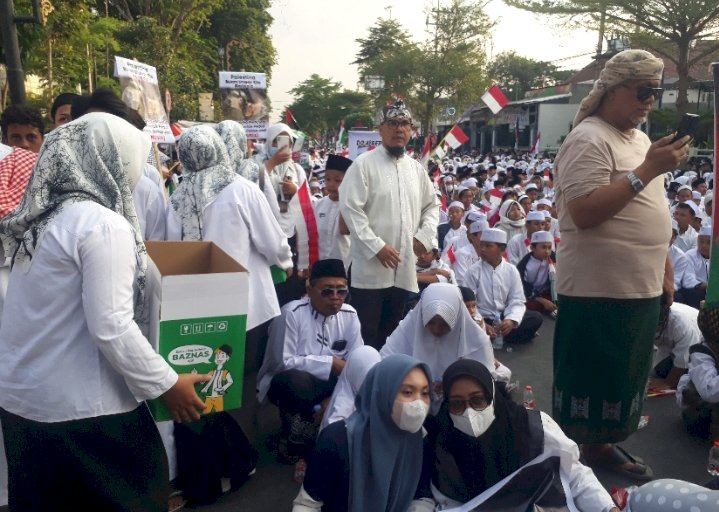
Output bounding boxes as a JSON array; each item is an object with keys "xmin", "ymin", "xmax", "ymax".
[
  {"xmin": 523, "ymin": 385, "xmax": 536, "ymax": 409},
  {"xmin": 492, "ymin": 313, "xmax": 504, "ymax": 350},
  {"xmin": 708, "ymin": 441, "xmax": 719, "ymax": 476}
]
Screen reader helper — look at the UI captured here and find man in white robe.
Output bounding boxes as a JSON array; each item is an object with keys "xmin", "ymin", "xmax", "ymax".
[{"xmin": 339, "ymin": 101, "xmax": 438, "ymax": 349}]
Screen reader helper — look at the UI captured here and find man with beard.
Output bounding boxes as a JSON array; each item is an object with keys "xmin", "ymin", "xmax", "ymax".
[{"xmin": 339, "ymin": 101, "xmax": 438, "ymax": 349}]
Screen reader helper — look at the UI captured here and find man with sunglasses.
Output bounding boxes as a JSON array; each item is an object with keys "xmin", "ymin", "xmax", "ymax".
[
  {"xmin": 553, "ymin": 49, "xmax": 690, "ymax": 481},
  {"xmin": 257, "ymin": 259, "xmax": 363, "ymax": 464},
  {"xmin": 340, "ymin": 100, "xmax": 439, "ymax": 349}
]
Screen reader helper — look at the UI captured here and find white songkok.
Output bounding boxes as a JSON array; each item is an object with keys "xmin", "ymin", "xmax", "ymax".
[
  {"xmin": 531, "ymin": 231, "xmax": 553, "ymax": 244},
  {"xmin": 526, "ymin": 211, "xmax": 545, "ymax": 222},
  {"xmin": 677, "ymin": 185, "xmax": 692, "ymax": 193},
  {"xmin": 448, "ymin": 201, "xmax": 464, "ymax": 211},
  {"xmin": 682, "ymin": 200, "xmax": 700, "ymax": 217},
  {"xmin": 468, "ymin": 220, "xmax": 488, "ymax": 235},
  {"xmin": 699, "ymin": 225, "xmax": 712, "ymax": 237},
  {"xmin": 480, "ymin": 228, "xmax": 507, "ymax": 245},
  {"xmin": 466, "ymin": 211, "xmax": 486, "ymax": 223},
  {"xmin": 537, "ymin": 198, "xmax": 553, "ymax": 207},
  {"xmin": 525, "ymin": 183, "xmax": 538, "ymax": 191}
]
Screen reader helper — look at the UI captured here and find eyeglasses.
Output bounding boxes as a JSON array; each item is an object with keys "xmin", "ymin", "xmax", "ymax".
[
  {"xmin": 320, "ymin": 287, "xmax": 349, "ymax": 298},
  {"xmin": 448, "ymin": 394, "xmax": 490, "ymax": 414},
  {"xmin": 385, "ymin": 120, "xmax": 412, "ymax": 129},
  {"xmin": 633, "ymin": 86, "xmax": 663, "ymax": 102}
]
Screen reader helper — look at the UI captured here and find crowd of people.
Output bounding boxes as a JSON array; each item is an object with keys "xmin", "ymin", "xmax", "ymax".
[{"xmin": 0, "ymin": 48, "xmax": 717, "ymax": 511}]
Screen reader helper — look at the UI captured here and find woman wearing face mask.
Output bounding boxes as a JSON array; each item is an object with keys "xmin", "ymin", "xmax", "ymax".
[
  {"xmin": 380, "ymin": 283, "xmax": 499, "ymax": 412},
  {"xmin": 410, "ymin": 360, "xmax": 618, "ymax": 512},
  {"xmin": 292, "ymin": 354, "xmax": 431, "ymax": 512}
]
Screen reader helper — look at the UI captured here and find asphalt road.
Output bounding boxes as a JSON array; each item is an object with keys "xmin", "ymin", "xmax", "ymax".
[{"xmin": 192, "ymin": 318, "xmax": 711, "ymax": 511}]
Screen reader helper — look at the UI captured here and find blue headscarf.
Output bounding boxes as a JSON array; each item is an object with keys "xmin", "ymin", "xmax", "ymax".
[{"xmin": 347, "ymin": 354, "xmax": 431, "ymax": 511}]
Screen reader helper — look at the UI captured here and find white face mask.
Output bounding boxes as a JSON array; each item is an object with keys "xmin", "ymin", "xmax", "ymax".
[
  {"xmin": 391, "ymin": 399, "xmax": 429, "ymax": 433},
  {"xmin": 450, "ymin": 402, "xmax": 495, "ymax": 437},
  {"xmin": 446, "ymin": 184, "xmax": 455, "ymax": 192}
]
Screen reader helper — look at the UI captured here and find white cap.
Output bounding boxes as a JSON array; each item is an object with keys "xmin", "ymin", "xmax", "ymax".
[
  {"xmin": 692, "ymin": 190, "xmax": 702, "ymax": 200},
  {"xmin": 465, "ymin": 211, "xmax": 486, "ymax": 223},
  {"xmin": 699, "ymin": 225, "xmax": 712, "ymax": 237},
  {"xmin": 531, "ymin": 231, "xmax": 553, "ymax": 244},
  {"xmin": 443, "ymin": 175, "xmax": 454, "ymax": 182},
  {"xmin": 682, "ymin": 200, "xmax": 700, "ymax": 217},
  {"xmin": 677, "ymin": 184, "xmax": 692, "ymax": 193},
  {"xmin": 448, "ymin": 201, "xmax": 464, "ymax": 211},
  {"xmin": 526, "ymin": 211, "xmax": 545, "ymax": 222},
  {"xmin": 542, "ymin": 210, "xmax": 552, "ymax": 219},
  {"xmin": 671, "ymin": 219, "xmax": 679, "ymax": 232},
  {"xmin": 310, "ymin": 181, "xmax": 321, "ymax": 189},
  {"xmin": 469, "ymin": 220, "xmax": 489, "ymax": 234},
  {"xmin": 460, "ymin": 178, "xmax": 478, "ymax": 188},
  {"xmin": 525, "ymin": 183, "xmax": 538, "ymax": 191},
  {"xmin": 536, "ymin": 198, "xmax": 553, "ymax": 207},
  {"xmin": 480, "ymin": 228, "xmax": 508, "ymax": 244},
  {"xmin": 518, "ymin": 194, "xmax": 529, "ymax": 203}
]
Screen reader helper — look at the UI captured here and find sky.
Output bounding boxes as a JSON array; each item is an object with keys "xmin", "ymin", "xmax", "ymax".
[{"xmin": 267, "ymin": 0, "xmax": 600, "ymax": 121}]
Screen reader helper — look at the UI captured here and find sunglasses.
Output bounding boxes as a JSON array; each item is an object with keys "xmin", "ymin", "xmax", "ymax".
[
  {"xmin": 320, "ymin": 287, "xmax": 349, "ymax": 298},
  {"xmin": 448, "ymin": 394, "xmax": 490, "ymax": 415},
  {"xmin": 635, "ymin": 86, "xmax": 663, "ymax": 102}
]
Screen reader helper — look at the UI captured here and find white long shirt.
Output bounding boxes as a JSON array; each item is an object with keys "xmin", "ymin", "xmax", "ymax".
[
  {"xmin": 668, "ymin": 244, "xmax": 690, "ymax": 290},
  {"xmin": 506, "ymin": 233, "xmax": 530, "ymax": 265},
  {"xmin": 684, "ymin": 247, "xmax": 709, "ymax": 285},
  {"xmin": 167, "ymin": 176, "xmax": 293, "ymax": 330},
  {"xmin": 256, "ymin": 298, "xmax": 364, "ymax": 403},
  {"xmin": 0, "ymin": 202, "xmax": 178, "ymax": 422},
  {"xmin": 654, "ymin": 302, "xmax": 702, "ymax": 369},
  {"xmin": 339, "ymin": 146, "xmax": 439, "ymax": 292},
  {"xmin": 673, "ymin": 226, "xmax": 698, "ymax": 253},
  {"xmin": 452, "ymin": 244, "xmax": 481, "ymax": 287},
  {"xmin": 464, "ymin": 259, "xmax": 527, "ymax": 324},
  {"xmin": 314, "ymin": 196, "xmax": 350, "ymax": 269},
  {"xmin": 132, "ymin": 174, "xmax": 167, "ymax": 241},
  {"xmin": 266, "ymin": 160, "xmax": 307, "ymax": 237},
  {"xmin": 677, "ymin": 347, "xmax": 719, "ymax": 406}
]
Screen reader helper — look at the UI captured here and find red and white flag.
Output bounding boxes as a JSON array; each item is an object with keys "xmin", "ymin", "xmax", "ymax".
[
  {"xmin": 530, "ymin": 132, "xmax": 541, "ymax": 156},
  {"xmin": 481, "ymin": 85, "xmax": 509, "ymax": 114},
  {"xmin": 420, "ymin": 133, "xmax": 436, "ymax": 166},
  {"xmin": 444, "ymin": 125, "xmax": 469, "ymax": 149}
]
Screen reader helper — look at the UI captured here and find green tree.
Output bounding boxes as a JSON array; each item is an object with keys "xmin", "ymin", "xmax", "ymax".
[
  {"xmin": 353, "ymin": 17, "xmax": 420, "ymax": 107},
  {"xmin": 487, "ymin": 51, "xmax": 565, "ymax": 100},
  {"xmin": 413, "ymin": 0, "xmax": 493, "ymax": 133},
  {"xmin": 503, "ymin": 0, "xmax": 719, "ymax": 112}
]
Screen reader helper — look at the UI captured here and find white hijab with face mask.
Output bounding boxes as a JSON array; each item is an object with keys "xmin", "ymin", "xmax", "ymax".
[{"xmin": 381, "ymin": 283, "xmax": 494, "ymax": 393}]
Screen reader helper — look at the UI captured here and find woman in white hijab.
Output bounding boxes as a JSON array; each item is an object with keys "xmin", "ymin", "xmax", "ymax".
[
  {"xmin": 0, "ymin": 113, "xmax": 208, "ymax": 511},
  {"xmin": 495, "ymin": 199, "xmax": 526, "ymax": 240},
  {"xmin": 380, "ymin": 283, "xmax": 496, "ymax": 412},
  {"xmin": 319, "ymin": 346, "xmax": 381, "ymax": 433}
]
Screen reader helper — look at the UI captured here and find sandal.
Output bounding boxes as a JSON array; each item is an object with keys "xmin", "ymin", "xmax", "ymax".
[{"xmin": 583, "ymin": 444, "xmax": 653, "ymax": 481}]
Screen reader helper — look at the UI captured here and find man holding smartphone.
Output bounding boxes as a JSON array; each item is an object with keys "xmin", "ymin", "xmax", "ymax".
[
  {"xmin": 552, "ymin": 49, "xmax": 690, "ymax": 480},
  {"xmin": 256, "ymin": 259, "xmax": 363, "ymax": 463}
]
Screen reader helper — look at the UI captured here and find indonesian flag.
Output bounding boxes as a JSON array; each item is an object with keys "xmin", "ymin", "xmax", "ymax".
[
  {"xmin": 447, "ymin": 245, "xmax": 456, "ymax": 264},
  {"xmin": 292, "ymin": 181, "xmax": 320, "ymax": 271},
  {"xmin": 481, "ymin": 85, "xmax": 509, "ymax": 114},
  {"xmin": 530, "ymin": 132, "xmax": 541, "ymax": 156},
  {"xmin": 434, "ymin": 144, "xmax": 446, "ymax": 159},
  {"xmin": 444, "ymin": 125, "xmax": 469, "ymax": 149},
  {"xmin": 420, "ymin": 133, "xmax": 436, "ymax": 166}
]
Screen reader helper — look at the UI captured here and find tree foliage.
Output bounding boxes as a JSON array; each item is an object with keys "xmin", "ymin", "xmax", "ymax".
[
  {"xmin": 503, "ymin": 0, "xmax": 719, "ymax": 112},
  {"xmin": 487, "ymin": 51, "xmax": 568, "ymax": 100}
]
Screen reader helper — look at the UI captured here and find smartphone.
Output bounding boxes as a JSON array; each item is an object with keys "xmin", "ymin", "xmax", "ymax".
[
  {"xmin": 672, "ymin": 113, "xmax": 699, "ymax": 145},
  {"xmin": 276, "ymin": 135, "xmax": 291, "ymax": 153}
]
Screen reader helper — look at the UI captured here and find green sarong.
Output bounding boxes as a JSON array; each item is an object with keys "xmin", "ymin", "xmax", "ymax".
[{"xmin": 552, "ymin": 294, "xmax": 660, "ymax": 444}]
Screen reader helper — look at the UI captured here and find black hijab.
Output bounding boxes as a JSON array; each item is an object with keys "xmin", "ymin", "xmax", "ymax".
[{"xmin": 432, "ymin": 360, "xmax": 541, "ymax": 503}]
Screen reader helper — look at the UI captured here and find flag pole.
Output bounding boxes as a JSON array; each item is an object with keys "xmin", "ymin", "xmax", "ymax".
[{"xmin": 706, "ymin": 62, "xmax": 719, "ymax": 307}]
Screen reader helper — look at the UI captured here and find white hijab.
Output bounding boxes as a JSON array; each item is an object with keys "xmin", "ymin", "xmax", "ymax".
[
  {"xmin": 319, "ymin": 345, "xmax": 381, "ymax": 433},
  {"xmin": 385, "ymin": 283, "xmax": 494, "ymax": 387}
]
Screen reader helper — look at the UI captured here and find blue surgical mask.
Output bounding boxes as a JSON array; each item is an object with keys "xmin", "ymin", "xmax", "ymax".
[{"xmin": 268, "ymin": 147, "xmax": 278, "ymax": 157}]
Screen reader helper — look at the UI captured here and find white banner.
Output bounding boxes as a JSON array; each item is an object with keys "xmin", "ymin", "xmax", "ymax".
[
  {"xmin": 348, "ymin": 130, "xmax": 382, "ymax": 160},
  {"xmin": 114, "ymin": 56, "xmax": 174, "ymax": 144},
  {"xmin": 219, "ymin": 71, "xmax": 268, "ymax": 139}
]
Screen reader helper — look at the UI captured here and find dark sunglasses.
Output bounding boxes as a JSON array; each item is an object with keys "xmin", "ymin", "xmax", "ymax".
[
  {"xmin": 635, "ymin": 86, "xmax": 663, "ymax": 102},
  {"xmin": 448, "ymin": 394, "xmax": 490, "ymax": 415},
  {"xmin": 320, "ymin": 287, "xmax": 349, "ymax": 298}
]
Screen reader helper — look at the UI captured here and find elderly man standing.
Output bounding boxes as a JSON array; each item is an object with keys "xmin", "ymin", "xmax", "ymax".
[
  {"xmin": 339, "ymin": 101, "xmax": 438, "ymax": 349},
  {"xmin": 553, "ymin": 50, "xmax": 689, "ymax": 479}
]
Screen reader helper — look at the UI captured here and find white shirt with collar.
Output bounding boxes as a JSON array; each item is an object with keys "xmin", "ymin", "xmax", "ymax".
[
  {"xmin": 452, "ymin": 244, "xmax": 481, "ymax": 287},
  {"xmin": 684, "ymin": 247, "xmax": 709, "ymax": 285},
  {"xmin": 256, "ymin": 297, "xmax": 364, "ymax": 403},
  {"xmin": 677, "ymin": 346, "xmax": 719, "ymax": 406},
  {"xmin": 673, "ymin": 225, "xmax": 698, "ymax": 253},
  {"xmin": 132, "ymin": 174, "xmax": 167, "ymax": 241},
  {"xmin": 654, "ymin": 302, "xmax": 702, "ymax": 370},
  {"xmin": 506, "ymin": 233, "xmax": 531, "ymax": 265},
  {"xmin": 464, "ymin": 259, "xmax": 527, "ymax": 324},
  {"xmin": 167, "ymin": 176, "xmax": 293, "ymax": 330},
  {"xmin": 339, "ymin": 146, "xmax": 439, "ymax": 293},
  {"xmin": 668, "ymin": 244, "xmax": 689, "ymax": 290},
  {"xmin": 314, "ymin": 196, "xmax": 350, "ymax": 269},
  {"xmin": 0, "ymin": 201, "xmax": 178, "ymax": 422}
]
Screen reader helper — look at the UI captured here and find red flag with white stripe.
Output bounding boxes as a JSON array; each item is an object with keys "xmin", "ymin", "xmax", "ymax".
[
  {"xmin": 481, "ymin": 85, "xmax": 509, "ymax": 114},
  {"xmin": 444, "ymin": 125, "xmax": 469, "ymax": 149}
]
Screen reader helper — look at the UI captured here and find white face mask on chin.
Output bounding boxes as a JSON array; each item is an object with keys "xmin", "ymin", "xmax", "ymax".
[
  {"xmin": 450, "ymin": 402, "xmax": 495, "ymax": 437},
  {"xmin": 391, "ymin": 399, "xmax": 429, "ymax": 433}
]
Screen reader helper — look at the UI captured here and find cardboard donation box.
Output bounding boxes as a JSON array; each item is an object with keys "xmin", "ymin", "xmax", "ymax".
[{"xmin": 145, "ymin": 241, "xmax": 248, "ymax": 422}]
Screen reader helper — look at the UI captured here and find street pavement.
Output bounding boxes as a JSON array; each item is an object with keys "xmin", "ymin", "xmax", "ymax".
[{"xmin": 168, "ymin": 319, "xmax": 716, "ymax": 510}]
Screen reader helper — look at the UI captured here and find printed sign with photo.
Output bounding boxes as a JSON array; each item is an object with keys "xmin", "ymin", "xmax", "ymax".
[{"xmin": 219, "ymin": 71, "xmax": 269, "ymax": 139}]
